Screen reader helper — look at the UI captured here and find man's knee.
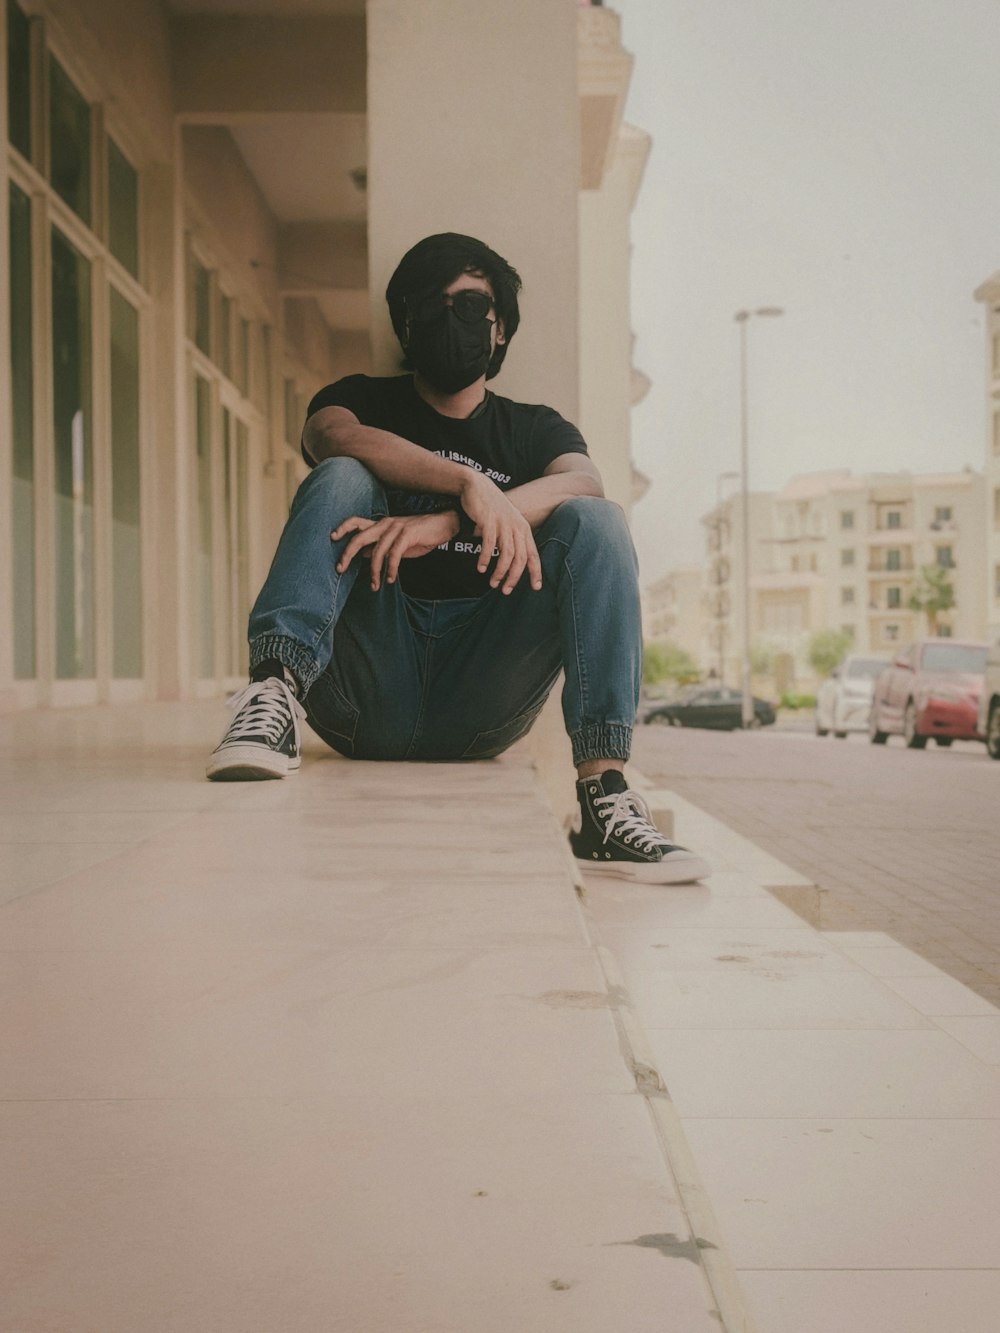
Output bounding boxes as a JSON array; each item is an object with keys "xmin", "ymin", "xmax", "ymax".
[
  {"xmin": 295, "ymin": 455, "xmax": 382, "ymax": 513},
  {"xmin": 543, "ymin": 495, "xmax": 632, "ymax": 547}
]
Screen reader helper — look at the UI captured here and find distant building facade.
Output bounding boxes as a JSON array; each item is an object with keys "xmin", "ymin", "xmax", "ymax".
[
  {"xmin": 691, "ymin": 469, "xmax": 985, "ymax": 688},
  {"xmin": 643, "ymin": 565, "xmax": 704, "ymax": 662}
]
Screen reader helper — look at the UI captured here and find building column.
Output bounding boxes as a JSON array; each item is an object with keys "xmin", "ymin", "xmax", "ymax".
[{"xmin": 365, "ymin": 0, "xmax": 581, "ymax": 422}]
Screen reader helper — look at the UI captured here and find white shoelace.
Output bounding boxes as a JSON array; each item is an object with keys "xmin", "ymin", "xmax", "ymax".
[
  {"xmin": 595, "ymin": 790, "xmax": 672, "ymax": 852},
  {"xmin": 223, "ymin": 676, "xmax": 305, "ymax": 746}
]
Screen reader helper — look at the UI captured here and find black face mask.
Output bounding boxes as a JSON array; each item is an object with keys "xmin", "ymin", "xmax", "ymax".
[{"xmin": 405, "ymin": 299, "xmax": 495, "ymax": 394}]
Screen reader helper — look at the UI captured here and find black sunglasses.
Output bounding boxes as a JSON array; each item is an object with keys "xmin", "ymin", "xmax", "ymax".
[{"xmin": 406, "ymin": 289, "xmax": 495, "ymax": 325}]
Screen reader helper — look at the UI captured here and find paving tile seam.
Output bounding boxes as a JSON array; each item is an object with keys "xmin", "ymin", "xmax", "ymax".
[{"xmin": 547, "ymin": 788, "xmax": 761, "ymax": 1333}]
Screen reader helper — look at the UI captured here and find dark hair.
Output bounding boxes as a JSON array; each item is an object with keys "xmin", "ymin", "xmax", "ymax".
[{"xmin": 385, "ymin": 232, "xmax": 522, "ymax": 379}]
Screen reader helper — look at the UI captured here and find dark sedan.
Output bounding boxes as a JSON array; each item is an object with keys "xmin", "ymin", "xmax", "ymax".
[{"xmin": 644, "ymin": 686, "xmax": 776, "ymax": 731}]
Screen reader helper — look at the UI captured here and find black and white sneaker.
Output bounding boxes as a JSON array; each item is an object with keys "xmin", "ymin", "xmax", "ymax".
[
  {"xmin": 206, "ymin": 673, "xmax": 306, "ymax": 781},
  {"xmin": 570, "ymin": 770, "xmax": 710, "ymax": 884}
]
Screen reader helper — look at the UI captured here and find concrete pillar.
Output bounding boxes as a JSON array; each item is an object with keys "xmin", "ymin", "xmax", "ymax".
[
  {"xmin": 578, "ymin": 125, "xmax": 649, "ymax": 513},
  {"xmin": 365, "ymin": 0, "xmax": 580, "ymax": 423}
]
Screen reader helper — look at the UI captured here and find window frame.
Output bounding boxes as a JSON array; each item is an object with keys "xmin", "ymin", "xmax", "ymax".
[{"xmin": 3, "ymin": 13, "xmax": 152, "ymax": 706}]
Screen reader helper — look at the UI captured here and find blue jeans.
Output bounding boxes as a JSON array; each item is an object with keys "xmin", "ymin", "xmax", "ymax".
[{"xmin": 248, "ymin": 457, "xmax": 641, "ymax": 765}]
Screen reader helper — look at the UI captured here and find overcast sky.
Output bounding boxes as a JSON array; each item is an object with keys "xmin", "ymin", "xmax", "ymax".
[{"xmin": 615, "ymin": 0, "xmax": 1000, "ymax": 582}]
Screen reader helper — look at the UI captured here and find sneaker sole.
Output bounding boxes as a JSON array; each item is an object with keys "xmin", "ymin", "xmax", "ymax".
[
  {"xmin": 206, "ymin": 744, "xmax": 300, "ymax": 781},
  {"xmin": 574, "ymin": 855, "xmax": 711, "ymax": 885}
]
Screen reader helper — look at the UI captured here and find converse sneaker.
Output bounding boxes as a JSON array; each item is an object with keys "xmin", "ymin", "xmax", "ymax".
[
  {"xmin": 570, "ymin": 770, "xmax": 710, "ymax": 884},
  {"xmin": 206, "ymin": 672, "xmax": 306, "ymax": 781}
]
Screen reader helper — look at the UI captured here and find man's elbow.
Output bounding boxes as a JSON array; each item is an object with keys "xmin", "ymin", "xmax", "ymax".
[
  {"xmin": 578, "ymin": 472, "xmax": 605, "ymax": 499},
  {"xmin": 303, "ymin": 422, "xmax": 352, "ymax": 465}
]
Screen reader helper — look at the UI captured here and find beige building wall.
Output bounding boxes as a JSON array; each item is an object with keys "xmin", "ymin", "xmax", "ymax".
[
  {"xmin": 578, "ymin": 116, "xmax": 650, "ymax": 510},
  {"xmin": 366, "ymin": 0, "xmax": 581, "ymax": 421}
]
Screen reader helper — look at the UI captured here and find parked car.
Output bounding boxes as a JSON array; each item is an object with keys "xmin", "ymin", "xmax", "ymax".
[
  {"xmin": 868, "ymin": 638, "xmax": 989, "ymax": 749},
  {"xmin": 815, "ymin": 654, "xmax": 889, "ymax": 737},
  {"xmin": 644, "ymin": 686, "xmax": 776, "ymax": 731},
  {"xmin": 976, "ymin": 639, "xmax": 1000, "ymax": 760}
]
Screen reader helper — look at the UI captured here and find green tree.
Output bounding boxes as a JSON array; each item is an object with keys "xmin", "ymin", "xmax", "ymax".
[
  {"xmin": 808, "ymin": 628, "xmax": 853, "ymax": 678},
  {"xmin": 907, "ymin": 564, "xmax": 955, "ymax": 634},
  {"xmin": 643, "ymin": 641, "xmax": 699, "ymax": 686}
]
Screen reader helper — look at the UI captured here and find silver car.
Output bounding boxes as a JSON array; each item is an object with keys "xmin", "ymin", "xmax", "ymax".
[{"xmin": 815, "ymin": 654, "xmax": 889, "ymax": 738}]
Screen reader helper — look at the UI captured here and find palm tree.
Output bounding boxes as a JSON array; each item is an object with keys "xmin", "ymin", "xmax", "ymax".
[{"xmin": 907, "ymin": 564, "xmax": 955, "ymax": 635}]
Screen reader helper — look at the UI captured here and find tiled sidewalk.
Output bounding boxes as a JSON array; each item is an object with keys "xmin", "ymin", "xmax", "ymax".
[
  {"xmin": 0, "ymin": 702, "xmax": 722, "ymax": 1333},
  {"xmin": 4, "ymin": 702, "xmax": 999, "ymax": 1332},
  {"xmin": 586, "ymin": 784, "xmax": 1000, "ymax": 1333}
]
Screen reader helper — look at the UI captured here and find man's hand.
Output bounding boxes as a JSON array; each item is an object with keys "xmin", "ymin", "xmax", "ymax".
[
  {"xmin": 332, "ymin": 512, "xmax": 458, "ymax": 591},
  {"xmin": 459, "ymin": 472, "xmax": 542, "ymax": 594}
]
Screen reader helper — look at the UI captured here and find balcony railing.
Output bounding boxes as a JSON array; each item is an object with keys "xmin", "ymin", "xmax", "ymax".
[{"xmin": 868, "ymin": 555, "xmax": 914, "ymax": 574}]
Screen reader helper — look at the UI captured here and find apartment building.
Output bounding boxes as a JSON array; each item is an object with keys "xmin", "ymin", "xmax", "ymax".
[
  {"xmin": 974, "ymin": 271, "xmax": 1000, "ymax": 642},
  {"xmin": 697, "ymin": 469, "xmax": 986, "ymax": 689},
  {"xmin": 699, "ymin": 490, "xmax": 775, "ymax": 686},
  {"xmin": 1, "ymin": 0, "xmax": 650, "ymax": 712},
  {"xmin": 642, "ymin": 565, "xmax": 703, "ymax": 662}
]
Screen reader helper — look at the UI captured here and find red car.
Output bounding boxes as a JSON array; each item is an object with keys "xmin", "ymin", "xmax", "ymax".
[{"xmin": 869, "ymin": 638, "xmax": 989, "ymax": 749}]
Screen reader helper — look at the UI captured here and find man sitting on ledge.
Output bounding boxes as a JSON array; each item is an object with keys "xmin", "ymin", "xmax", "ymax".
[{"xmin": 207, "ymin": 231, "xmax": 709, "ymax": 885}]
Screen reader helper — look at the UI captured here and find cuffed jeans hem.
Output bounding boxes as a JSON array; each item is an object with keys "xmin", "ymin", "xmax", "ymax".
[
  {"xmin": 249, "ymin": 634, "xmax": 323, "ymax": 693},
  {"xmin": 570, "ymin": 723, "xmax": 632, "ymax": 768}
]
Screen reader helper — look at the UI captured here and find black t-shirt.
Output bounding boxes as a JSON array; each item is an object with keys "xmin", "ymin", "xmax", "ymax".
[{"xmin": 303, "ymin": 374, "xmax": 589, "ymax": 598}]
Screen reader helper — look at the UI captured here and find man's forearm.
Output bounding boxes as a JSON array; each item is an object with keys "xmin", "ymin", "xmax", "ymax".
[
  {"xmin": 505, "ymin": 472, "xmax": 604, "ymax": 529},
  {"xmin": 307, "ymin": 419, "xmax": 470, "ymax": 499}
]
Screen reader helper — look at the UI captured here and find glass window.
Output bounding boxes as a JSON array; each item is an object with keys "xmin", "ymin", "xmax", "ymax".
[
  {"xmin": 109, "ymin": 288, "xmax": 142, "ymax": 677},
  {"xmin": 7, "ymin": 0, "xmax": 31, "ymax": 159},
  {"xmin": 841, "ymin": 624, "xmax": 855, "ymax": 640},
  {"xmin": 938, "ymin": 624, "xmax": 953, "ymax": 638},
  {"xmin": 51, "ymin": 228, "xmax": 94, "ymax": 678},
  {"xmin": 840, "ymin": 547, "xmax": 854, "ymax": 567},
  {"xmin": 935, "ymin": 546, "xmax": 954, "ymax": 569},
  {"xmin": 846, "ymin": 658, "xmax": 890, "ymax": 680},
  {"xmin": 107, "ymin": 137, "xmax": 139, "ymax": 278},
  {"xmin": 884, "ymin": 624, "xmax": 899, "ymax": 642},
  {"xmin": 886, "ymin": 548, "xmax": 901, "ymax": 571},
  {"xmin": 934, "ymin": 506, "xmax": 952, "ymax": 524},
  {"xmin": 840, "ymin": 587, "xmax": 854, "ymax": 605},
  {"xmin": 237, "ymin": 316, "xmax": 250, "ymax": 395},
  {"xmin": 886, "ymin": 510, "xmax": 902, "ymax": 529},
  {"xmin": 921, "ymin": 643, "xmax": 987, "ymax": 673},
  {"xmin": 227, "ymin": 417, "xmax": 250, "ymax": 676},
  {"xmin": 285, "ymin": 458, "xmax": 299, "ymax": 511},
  {"xmin": 192, "ymin": 260, "xmax": 210, "ymax": 356},
  {"xmin": 283, "ymin": 377, "xmax": 298, "ymax": 446},
  {"xmin": 259, "ymin": 324, "xmax": 273, "ymax": 420},
  {"xmin": 49, "ymin": 56, "xmax": 91, "ymax": 225},
  {"xmin": 10, "ymin": 182, "xmax": 35, "ymax": 678},
  {"xmin": 887, "ymin": 586, "xmax": 902, "ymax": 609},
  {"xmin": 839, "ymin": 510, "xmax": 854, "ymax": 530},
  {"xmin": 218, "ymin": 293, "xmax": 232, "ymax": 380},
  {"xmin": 194, "ymin": 376, "xmax": 214, "ymax": 677}
]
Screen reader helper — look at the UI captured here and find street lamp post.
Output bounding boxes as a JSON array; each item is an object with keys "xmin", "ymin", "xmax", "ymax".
[
  {"xmin": 734, "ymin": 306, "xmax": 784, "ymax": 728},
  {"xmin": 714, "ymin": 470, "xmax": 739, "ymax": 683}
]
